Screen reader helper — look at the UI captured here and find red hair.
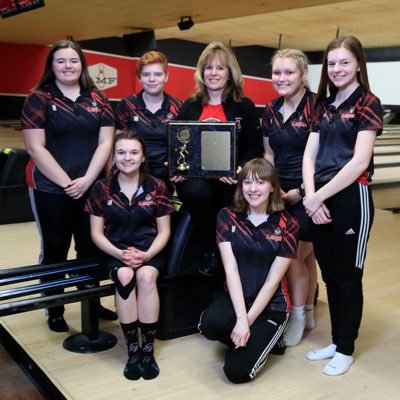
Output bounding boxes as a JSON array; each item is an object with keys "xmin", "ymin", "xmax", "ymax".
[{"xmin": 136, "ymin": 51, "xmax": 168, "ymax": 77}]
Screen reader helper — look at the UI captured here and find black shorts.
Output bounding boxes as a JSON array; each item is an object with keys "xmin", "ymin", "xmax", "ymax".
[
  {"xmin": 99, "ymin": 251, "xmax": 166, "ymax": 279},
  {"xmin": 280, "ymin": 178, "xmax": 312, "ymax": 242}
]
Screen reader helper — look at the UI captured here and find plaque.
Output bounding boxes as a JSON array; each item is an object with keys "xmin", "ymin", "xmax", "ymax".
[{"xmin": 168, "ymin": 121, "xmax": 237, "ymax": 178}]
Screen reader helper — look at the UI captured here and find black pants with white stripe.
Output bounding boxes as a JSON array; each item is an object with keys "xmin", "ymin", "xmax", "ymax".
[
  {"xmin": 312, "ymin": 181, "xmax": 374, "ymax": 356},
  {"xmin": 198, "ymin": 292, "xmax": 287, "ymax": 383}
]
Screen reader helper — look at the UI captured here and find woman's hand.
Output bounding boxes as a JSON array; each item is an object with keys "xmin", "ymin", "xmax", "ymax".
[
  {"xmin": 164, "ymin": 161, "xmax": 186, "ymax": 183},
  {"xmin": 219, "ymin": 165, "xmax": 241, "ymax": 185},
  {"xmin": 170, "ymin": 175, "xmax": 186, "ymax": 183},
  {"xmin": 64, "ymin": 176, "xmax": 91, "ymax": 199},
  {"xmin": 219, "ymin": 176, "xmax": 238, "ymax": 185},
  {"xmin": 231, "ymin": 316, "xmax": 251, "ymax": 349}
]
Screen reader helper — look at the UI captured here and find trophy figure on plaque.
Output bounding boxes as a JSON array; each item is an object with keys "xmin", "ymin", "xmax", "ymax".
[{"xmin": 175, "ymin": 128, "xmax": 191, "ymax": 172}]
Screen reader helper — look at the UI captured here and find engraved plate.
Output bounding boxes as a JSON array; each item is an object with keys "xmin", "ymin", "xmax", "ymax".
[
  {"xmin": 201, "ymin": 131, "xmax": 231, "ymax": 171},
  {"xmin": 168, "ymin": 121, "xmax": 236, "ymax": 178}
]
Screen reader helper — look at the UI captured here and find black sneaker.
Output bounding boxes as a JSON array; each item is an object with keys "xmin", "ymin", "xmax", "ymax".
[
  {"xmin": 199, "ymin": 251, "xmax": 220, "ymax": 276},
  {"xmin": 98, "ymin": 305, "xmax": 118, "ymax": 320},
  {"xmin": 48, "ymin": 316, "xmax": 69, "ymax": 332},
  {"xmin": 270, "ymin": 337, "xmax": 287, "ymax": 355}
]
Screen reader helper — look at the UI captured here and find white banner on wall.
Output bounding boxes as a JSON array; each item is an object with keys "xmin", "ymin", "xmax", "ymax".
[{"xmin": 307, "ymin": 62, "xmax": 400, "ymax": 106}]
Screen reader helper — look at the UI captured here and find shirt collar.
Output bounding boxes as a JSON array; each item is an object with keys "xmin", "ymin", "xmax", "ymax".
[
  {"xmin": 137, "ymin": 89, "xmax": 170, "ymax": 111},
  {"xmin": 327, "ymin": 84, "xmax": 366, "ymax": 108},
  {"xmin": 232, "ymin": 207, "xmax": 280, "ymax": 224},
  {"xmin": 272, "ymin": 88, "xmax": 311, "ymax": 115},
  {"xmin": 108, "ymin": 173, "xmax": 156, "ymax": 197},
  {"xmin": 48, "ymin": 82, "xmax": 91, "ymax": 99}
]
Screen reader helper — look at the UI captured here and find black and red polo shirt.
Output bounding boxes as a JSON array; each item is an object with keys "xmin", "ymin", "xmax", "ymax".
[
  {"xmin": 115, "ymin": 90, "xmax": 182, "ymax": 177},
  {"xmin": 216, "ymin": 207, "xmax": 299, "ymax": 313},
  {"xmin": 311, "ymin": 85, "xmax": 383, "ymax": 185},
  {"xmin": 262, "ymin": 89, "xmax": 315, "ymax": 183},
  {"xmin": 20, "ymin": 83, "xmax": 114, "ymax": 194},
  {"xmin": 85, "ymin": 174, "xmax": 174, "ymax": 251}
]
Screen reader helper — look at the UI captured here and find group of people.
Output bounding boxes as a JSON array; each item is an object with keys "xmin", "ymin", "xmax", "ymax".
[{"xmin": 20, "ymin": 34, "xmax": 382, "ymax": 383}]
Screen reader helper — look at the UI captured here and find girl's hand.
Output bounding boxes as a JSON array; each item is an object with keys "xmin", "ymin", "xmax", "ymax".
[
  {"xmin": 282, "ymin": 188, "xmax": 302, "ymax": 205},
  {"xmin": 121, "ymin": 247, "xmax": 146, "ymax": 269},
  {"xmin": 231, "ymin": 317, "xmax": 251, "ymax": 349},
  {"xmin": 303, "ymin": 192, "xmax": 323, "ymax": 216},
  {"xmin": 311, "ymin": 204, "xmax": 332, "ymax": 225},
  {"xmin": 64, "ymin": 176, "xmax": 91, "ymax": 199}
]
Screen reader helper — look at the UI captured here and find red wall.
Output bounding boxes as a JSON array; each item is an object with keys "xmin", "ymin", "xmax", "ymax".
[
  {"xmin": 1, "ymin": 42, "xmax": 275, "ymax": 106},
  {"xmin": 1, "ymin": 42, "xmax": 49, "ymax": 94}
]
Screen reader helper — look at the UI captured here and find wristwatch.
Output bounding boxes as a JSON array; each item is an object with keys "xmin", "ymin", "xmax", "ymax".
[{"xmin": 297, "ymin": 184, "xmax": 305, "ymax": 198}]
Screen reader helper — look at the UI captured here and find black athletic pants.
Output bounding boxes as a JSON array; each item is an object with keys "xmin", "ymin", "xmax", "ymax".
[
  {"xmin": 198, "ymin": 292, "xmax": 288, "ymax": 383},
  {"xmin": 312, "ymin": 182, "xmax": 374, "ymax": 355},
  {"xmin": 30, "ymin": 188, "xmax": 99, "ymax": 317}
]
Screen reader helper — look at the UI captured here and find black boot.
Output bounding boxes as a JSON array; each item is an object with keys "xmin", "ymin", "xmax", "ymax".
[
  {"xmin": 199, "ymin": 250, "xmax": 220, "ymax": 276},
  {"xmin": 97, "ymin": 304, "xmax": 118, "ymax": 320},
  {"xmin": 48, "ymin": 304, "xmax": 68, "ymax": 332},
  {"xmin": 48, "ymin": 315, "xmax": 68, "ymax": 332}
]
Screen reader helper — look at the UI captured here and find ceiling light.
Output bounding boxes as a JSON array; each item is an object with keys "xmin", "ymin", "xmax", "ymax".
[{"xmin": 178, "ymin": 16, "xmax": 194, "ymax": 31}]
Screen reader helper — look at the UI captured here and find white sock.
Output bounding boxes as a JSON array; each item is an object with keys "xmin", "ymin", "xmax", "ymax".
[
  {"xmin": 305, "ymin": 343, "xmax": 336, "ymax": 361},
  {"xmin": 323, "ymin": 352, "xmax": 354, "ymax": 376},
  {"xmin": 284, "ymin": 305, "xmax": 306, "ymax": 347},
  {"xmin": 305, "ymin": 304, "xmax": 315, "ymax": 330}
]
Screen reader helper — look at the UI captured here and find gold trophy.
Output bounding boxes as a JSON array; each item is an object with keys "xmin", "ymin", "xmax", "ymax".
[{"xmin": 175, "ymin": 128, "xmax": 191, "ymax": 171}]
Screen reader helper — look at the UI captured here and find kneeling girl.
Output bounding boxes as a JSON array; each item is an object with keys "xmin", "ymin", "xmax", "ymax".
[{"xmin": 199, "ymin": 158, "xmax": 299, "ymax": 383}]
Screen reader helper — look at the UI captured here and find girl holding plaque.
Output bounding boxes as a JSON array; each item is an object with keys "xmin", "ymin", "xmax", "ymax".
[{"xmin": 176, "ymin": 41, "xmax": 263, "ymax": 276}]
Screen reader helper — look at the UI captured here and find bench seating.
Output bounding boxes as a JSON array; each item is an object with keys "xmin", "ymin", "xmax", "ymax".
[{"xmin": 0, "ymin": 207, "xmax": 221, "ymax": 352}]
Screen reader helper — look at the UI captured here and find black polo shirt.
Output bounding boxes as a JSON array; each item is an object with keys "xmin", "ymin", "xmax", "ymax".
[
  {"xmin": 85, "ymin": 174, "xmax": 174, "ymax": 251},
  {"xmin": 311, "ymin": 85, "xmax": 383, "ymax": 184},
  {"xmin": 262, "ymin": 89, "xmax": 315, "ymax": 182},
  {"xmin": 115, "ymin": 90, "xmax": 182, "ymax": 177},
  {"xmin": 20, "ymin": 83, "xmax": 114, "ymax": 194},
  {"xmin": 216, "ymin": 207, "xmax": 299, "ymax": 312}
]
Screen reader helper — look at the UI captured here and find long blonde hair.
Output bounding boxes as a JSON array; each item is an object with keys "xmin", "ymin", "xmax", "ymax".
[
  {"xmin": 271, "ymin": 48, "xmax": 309, "ymax": 89},
  {"xmin": 194, "ymin": 41, "xmax": 244, "ymax": 103}
]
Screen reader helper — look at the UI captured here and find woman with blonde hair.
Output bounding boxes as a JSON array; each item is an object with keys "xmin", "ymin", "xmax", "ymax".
[
  {"xmin": 262, "ymin": 48, "xmax": 318, "ymax": 347},
  {"xmin": 176, "ymin": 42, "xmax": 263, "ymax": 275}
]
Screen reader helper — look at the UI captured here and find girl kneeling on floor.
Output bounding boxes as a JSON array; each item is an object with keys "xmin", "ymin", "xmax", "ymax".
[{"xmin": 198, "ymin": 158, "xmax": 299, "ymax": 383}]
